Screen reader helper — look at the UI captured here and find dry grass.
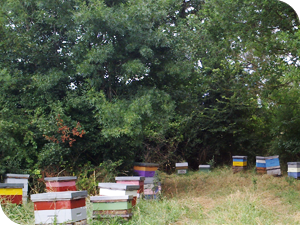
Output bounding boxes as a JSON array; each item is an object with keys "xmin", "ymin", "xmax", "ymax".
[{"xmin": 161, "ymin": 167, "xmax": 300, "ymax": 224}]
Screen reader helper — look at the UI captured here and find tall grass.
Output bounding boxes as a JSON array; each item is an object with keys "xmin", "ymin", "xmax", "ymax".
[{"xmin": 3, "ymin": 167, "xmax": 300, "ymax": 224}]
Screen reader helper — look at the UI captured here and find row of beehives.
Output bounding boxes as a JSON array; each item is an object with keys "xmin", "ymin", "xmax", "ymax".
[
  {"xmin": 176, "ymin": 156, "xmax": 300, "ymax": 179},
  {"xmin": 175, "ymin": 162, "xmax": 211, "ymax": 174},
  {"xmin": 233, "ymin": 155, "xmax": 282, "ymax": 175},
  {"xmin": 233, "ymin": 155, "xmax": 300, "ymax": 178},
  {"xmin": 0, "ymin": 162, "xmax": 161, "ymax": 224}
]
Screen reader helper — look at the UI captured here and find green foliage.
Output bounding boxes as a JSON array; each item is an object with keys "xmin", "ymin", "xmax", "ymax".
[
  {"xmin": 0, "ymin": 0, "xmax": 299, "ymax": 175},
  {"xmin": 76, "ymin": 160, "xmax": 123, "ymax": 195}
]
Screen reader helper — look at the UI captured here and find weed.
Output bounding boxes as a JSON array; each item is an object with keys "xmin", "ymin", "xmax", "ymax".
[{"xmin": 252, "ymin": 176, "xmax": 257, "ymax": 191}]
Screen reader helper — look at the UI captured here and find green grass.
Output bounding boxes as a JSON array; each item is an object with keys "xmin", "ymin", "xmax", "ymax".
[{"xmin": 3, "ymin": 167, "xmax": 300, "ymax": 224}]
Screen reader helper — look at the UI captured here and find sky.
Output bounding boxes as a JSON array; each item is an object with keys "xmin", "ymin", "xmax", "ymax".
[{"xmin": 0, "ymin": 1, "xmax": 300, "ymax": 225}]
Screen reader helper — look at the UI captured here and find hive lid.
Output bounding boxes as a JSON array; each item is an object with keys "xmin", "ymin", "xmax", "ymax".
[
  {"xmin": 176, "ymin": 162, "xmax": 188, "ymax": 167},
  {"xmin": 98, "ymin": 183, "xmax": 139, "ymax": 191},
  {"xmin": 287, "ymin": 162, "xmax": 300, "ymax": 165},
  {"xmin": 256, "ymin": 156, "xmax": 266, "ymax": 160},
  {"xmin": 115, "ymin": 176, "xmax": 145, "ymax": 181},
  {"xmin": 199, "ymin": 165, "xmax": 211, "ymax": 168},
  {"xmin": 44, "ymin": 176, "xmax": 77, "ymax": 182},
  {"xmin": 265, "ymin": 155, "xmax": 279, "ymax": 160},
  {"xmin": 90, "ymin": 195, "xmax": 133, "ymax": 202},
  {"xmin": 144, "ymin": 177, "xmax": 155, "ymax": 184},
  {"xmin": 134, "ymin": 162, "xmax": 159, "ymax": 167},
  {"xmin": 232, "ymin": 156, "xmax": 247, "ymax": 159},
  {"xmin": 31, "ymin": 190, "xmax": 87, "ymax": 202},
  {"xmin": 5, "ymin": 174, "xmax": 30, "ymax": 179},
  {"xmin": 0, "ymin": 183, "xmax": 24, "ymax": 188}
]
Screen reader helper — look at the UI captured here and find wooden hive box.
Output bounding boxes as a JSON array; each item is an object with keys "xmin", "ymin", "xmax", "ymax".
[
  {"xmin": 287, "ymin": 162, "xmax": 300, "ymax": 179},
  {"xmin": 256, "ymin": 156, "xmax": 267, "ymax": 174},
  {"xmin": 98, "ymin": 183, "xmax": 139, "ymax": 206},
  {"xmin": 175, "ymin": 162, "xmax": 188, "ymax": 175},
  {"xmin": 0, "ymin": 183, "xmax": 24, "ymax": 205},
  {"xmin": 115, "ymin": 176, "xmax": 145, "ymax": 197},
  {"xmin": 143, "ymin": 177, "xmax": 161, "ymax": 200},
  {"xmin": 31, "ymin": 191, "xmax": 87, "ymax": 225},
  {"xmin": 5, "ymin": 174, "xmax": 30, "ymax": 202},
  {"xmin": 232, "ymin": 156, "xmax": 247, "ymax": 173},
  {"xmin": 44, "ymin": 176, "xmax": 77, "ymax": 192},
  {"xmin": 144, "ymin": 184, "xmax": 161, "ymax": 200},
  {"xmin": 199, "ymin": 165, "xmax": 211, "ymax": 173},
  {"xmin": 265, "ymin": 155, "xmax": 281, "ymax": 176},
  {"xmin": 133, "ymin": 163, "xmax": 159, "ymax": 177},
  {"xmin": 90, "ymin": 195, "xmax": 133, "ymax": 219}
]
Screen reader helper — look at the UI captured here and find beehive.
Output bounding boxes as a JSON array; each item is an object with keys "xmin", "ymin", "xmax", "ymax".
[
  {"xmin": 256, "ymin": 156, "xmax": 267, "ymax": 174},
  {"xmin": 287, "ymin": 162, "xmax": 300, "ymax": 178},
  {"xmin": 265, "ymin": 155, "xmax": 281, "ymax": 176},
  {"xmin": 199, "ymin": 165, "xmax": 211, "ymax": 173},
  {"xmin": 44, "ymin": 176, "xmax": 77, "ymax": 192},
  {"xmin": 232, "ymin": 156, "xmax": 247, "ymax": 173},
  {"xmin": 5, "ymin": 174, "xmax": 30, "ymax": 202},
  {"xmin": 175, "ymin": 162, "xmax": 188, "ymax": 175},
  {"xmin": 90, "ymin": 195, "xmax": 133, "ymax": 219},
  {"xmin": 143, "ymin": 177, "xmax": 161, "ymax": 200},
  {"xmin": 115, "ymin": 176, "xmax": 145, "ymax": 197},
  {"xmin": 133, "ymin": 163, "xmax": 159, "ymax": 177},
  {"xmin": 98, "ymin": 183, "xmax": 139, "ymax": 206},
  {"xmin": 31, "ymin": 191, "xmax": 87, "ymax": 225},
  {"xmin": 0, "ymin": 183, "xmax": 24, "ymax": 205}
]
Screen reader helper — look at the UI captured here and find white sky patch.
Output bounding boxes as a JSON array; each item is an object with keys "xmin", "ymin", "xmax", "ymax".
[
  {"xmin": 197, "ymin": 60, "xmax": 202, "ymax": 68},
  {"xmin": 282, "ymin": 0, "xmax": 300, "ymax": 17},
  {"xmin": 185, "ymin": 7, "xmax": 194, "ymax": 13}
]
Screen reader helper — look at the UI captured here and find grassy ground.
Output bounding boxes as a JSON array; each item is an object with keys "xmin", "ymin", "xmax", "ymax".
[{"xmin": 2, "ymin": 166, "xmax": 300, "ymax": 224}]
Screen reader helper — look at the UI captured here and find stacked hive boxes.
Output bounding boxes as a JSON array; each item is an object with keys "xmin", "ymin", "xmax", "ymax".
[
  {"xmin": 44, "ymin": 176, "xmax": 77, "ymax": 192},
  {"xmin": 133, "ymin": 162, "xmax": 160, "ymax": 199},
  {"xmin": 287, "ymin": 162, "xmax": 300, "ymax": 179},
  {"xmin": 256, "ymin": 156, "xmax": 267, "ymax": 174},
  {"xmin": 144, "ymin": 177, "xmax": 161, "ymax": 200},
  {"xmin": 175, "ymin": 162, "xmax": 188, "ymax": 175},
  {"xmin": 133, "ymin": 163, "xmax": 159, "ymax": 177},
  {"xmin": 115, "ymin": 176, "xmax": 145, "ymax": 198},
  {"xmin": 232, "ymin": 156, "xmax": 247, "ymax": 173},
  {"xmin": 90, "ymin": 195, "xmax": 133, "ymax": 220},
  {"xmin": 265, "ymin": 155, "xmax": 281, "ymax": 176},
  {"xmin": 199, "ymin": 165, "xmax": 211, "ymax": 173},
  {"xmin": 0, "ymin": 183, "xmax": 24, "ymax": 205},
  {"xmin": 98, "ymin": 183, "xmax": 139, "ymax": 206},
  {"xmin": 31, "ymin": 191, "xmax": 88, "ymax": 224},
  {"xmin": 5, "ymin": 173, "xmax": 30, "ymax": 203}
]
